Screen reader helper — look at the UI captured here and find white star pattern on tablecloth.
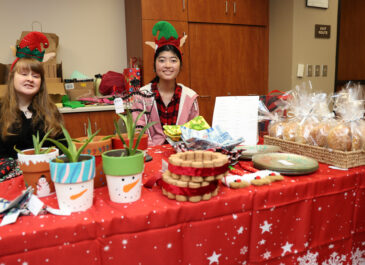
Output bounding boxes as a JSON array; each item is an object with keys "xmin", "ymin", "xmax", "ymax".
[
  {"xmin": 237, "ymin": 226, "xmax": 244, "ymax": 234},
  {"xmin": 281, "ymin": 241, "xmax": 293, "ymax": 256},
  {"xmin": 259, "ymin": 220, "xmax": 272, "ymax": 234},
  {"xmin": 262, "ymin": 250, "xmax": 271, "ymax": 260},
  {"xmin": 258, "ymin": 239, "xmax": 266, "ymax": 245},
  {"xmin": 207, "ymin": 251, "xmax": 221, "ymax": 265}
]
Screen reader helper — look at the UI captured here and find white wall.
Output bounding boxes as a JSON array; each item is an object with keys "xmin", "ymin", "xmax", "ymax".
[
  {"xmin": 269, "ymin": 0, "xmax": 339, "ymax": 95},
  {"xmin": 0, "ymin": 0, "xmax": 127, "ymax": 79}
]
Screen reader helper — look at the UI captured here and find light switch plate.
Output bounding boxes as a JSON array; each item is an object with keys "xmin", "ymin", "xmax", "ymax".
[
  {"xmin": 297, "ymin": 64, "xmax": 305, "ymax": 77},
  {"xmin": 322, "ymin": 65, "xmax": 328, "ymax": 77},
  {"xmin": 315, "ymin": 65, "xmax": 320, "ymax": 77},
  {"xmin": 307, "ymin": 64, "xmax": 313, "ymax": 77}
]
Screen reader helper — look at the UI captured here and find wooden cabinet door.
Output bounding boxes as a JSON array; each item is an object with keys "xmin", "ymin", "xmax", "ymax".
[
  {"xmin": 188, "ymin": 0, "xmax": 268, "ymax": 25},
  {"xmin": 189, "ymin": 23, "xmax": 268, "ymax": 125},
  {"xmin": 141, "ymin": 0, "xmax": 187, "ymax": 21},
  {"xmin": 62, "ymin": 112, "xmax": 90, "ymax": 138},
  {"xmin": 231, "ymin": 0, "xmax": 268, "ymax": 26},
  {"xmin": 90, "ymin": 111, "xmax": 118, "ymax": 136},
  {"xmin": 142, "ymin": 20, "xmax": 190, "ymax": 86},
  {"xmin": 188, "ymin": 0, "xmax": 232, "ymax": 24}
]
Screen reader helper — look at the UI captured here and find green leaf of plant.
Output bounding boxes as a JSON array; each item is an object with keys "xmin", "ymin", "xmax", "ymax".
[
  {"xmin": 101, "ymin": 135, "xmax": 114, "ymax": 141},
  {"xmin": 75, "ymin": 128, "xmax": 100, "ymax": 161},
  {"xmin": 33, "ymin": 134, "xmax": 40, "ymax": 154},
  {"xmin": 87, "ymin": 118, "xmax": 92, "ymax": 138},
  {"xmin": 126, "ymin": 110, "xmax": 135, "ymax": 152},
  {"xmin": 46, "ymin": 138, "xmax": 73, "ymax": 161},
  {"xmin": 38, "ymin": 129, "xmax": 54, "ymax": 151},
  {"xmin": 39, "ymin": 146, "xmax": 54, "ymax": 154},
  {"xmin": 13, "ymin": 145, "xmax": 24, "ymax": 154},
  {"xmin": 114, "ymin": 119, "xmax": 128, "ymax": 156},
  {"xmin": 132, "ymin": 121, "xmax": 156, "ymax": 154}
]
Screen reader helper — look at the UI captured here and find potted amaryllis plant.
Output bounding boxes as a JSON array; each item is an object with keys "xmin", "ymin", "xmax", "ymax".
[
  {"xmin": 102, "ymin": 109, "xmax": 156, "ymax": 203},
  {"xmin": 74, "ymin": 119, "xmax": 113, "ymax": 188},
  {"xmin": 47, "ymin": 125, "xmax": 99, "ymax": 212},
  {"xmin": 16, "ymin": 130, "xmax": 59, "ymax": 197}
]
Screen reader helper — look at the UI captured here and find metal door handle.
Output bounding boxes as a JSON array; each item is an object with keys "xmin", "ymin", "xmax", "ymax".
[
  {"xmin": 225, "ymin": 1, "xmax": 228, "ymax": 14},
  {"xmin": 182, "ymin": 0, "xmax": 185, "ymax": 11},
  {"xmin": 84, "ymin": 123, "xmax": 87, "ymax": 135},
  {"xmin": 233, "ymin": 1, "xmax": 236, "ymax": 14},
  {"xmin": 94, "ymin": 122, "xmax": 98, "ymax": 132}
]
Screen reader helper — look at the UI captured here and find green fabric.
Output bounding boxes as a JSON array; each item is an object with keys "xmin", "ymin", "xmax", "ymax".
[
  {"xmin": 163, "ymin": 116, "xmax": 210, "ymax": 136},
  {"xmin": 16, "ymin": 46, "xmax": 45, "ymax": 62},
  {"xmin": 152, "ymin": 21, "xmax": 178, "ymax": 40},
  {"xmin": 62, "ymin": 95, "xmax": 85, "ymax": 109}
]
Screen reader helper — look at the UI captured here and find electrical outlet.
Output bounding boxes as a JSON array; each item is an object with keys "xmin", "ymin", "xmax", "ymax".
[
  {"xmin": 322, "ymin": 65, "xmax": 328, "ymax": 77},
  {"xmin": 315, "ymin": 65, "xmax": 320, "ymax": 77},
  {"xmin": 307, "ymin": 64, "xmax": 313, "ymax": 77}
]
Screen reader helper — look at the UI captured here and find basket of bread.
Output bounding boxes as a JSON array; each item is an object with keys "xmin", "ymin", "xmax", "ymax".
[{"xmin": 262, "ymin": 82, "xmax": 365, "ymax": 169}]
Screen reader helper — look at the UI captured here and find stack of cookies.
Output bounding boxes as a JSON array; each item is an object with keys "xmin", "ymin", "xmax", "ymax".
[{"xmin": 161, "ymin": 150, "xmax": 229, "ymax": 202}]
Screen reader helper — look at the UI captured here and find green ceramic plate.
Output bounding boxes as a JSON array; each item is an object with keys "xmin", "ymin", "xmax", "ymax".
[
  {"xmin": 252, "ymin": 152, "xmax": 319, "ymax": 175},
  {"xmin": 235, "ymin": 145, "xmax": 281, "ymax": 160}
]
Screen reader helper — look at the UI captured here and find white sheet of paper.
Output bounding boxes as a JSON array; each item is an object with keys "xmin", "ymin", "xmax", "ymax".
[
  {"xmin": 212, "ymin": 96, "xmax": 259, "ymax": 145},
  {"xmin": 0, "ymin": 209, "xmax": 20, "ymax": 226},
  {"xmin": 27, "ymin": 195, "xmax": 44, "ymax": 216}
]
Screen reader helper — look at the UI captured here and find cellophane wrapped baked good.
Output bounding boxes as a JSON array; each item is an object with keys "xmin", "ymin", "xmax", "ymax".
[
  {"xmin": 282, "ymin": 82, "xmax": 319, "ymax": 143},
  {"xmin": 328, "ymin": 83, "xmax": 365, "ymax": 151},
  {"xmin": 258, "ymin": 95, "xmax": 289, "ymax": 139}
]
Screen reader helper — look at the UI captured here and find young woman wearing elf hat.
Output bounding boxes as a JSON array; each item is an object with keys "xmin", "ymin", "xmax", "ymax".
[
  {"xmin": 0, "ymin": 31, "xmax": 64, "ymax": 159},
  {"xmin": 133, "ymin": 21, "xmax": 199, "ymax": 146}
]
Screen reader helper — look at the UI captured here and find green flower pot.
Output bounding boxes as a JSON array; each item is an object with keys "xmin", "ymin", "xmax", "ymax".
[{"xmin": 102, "ymin": 149, "xmax": 144, "ymax": 203}]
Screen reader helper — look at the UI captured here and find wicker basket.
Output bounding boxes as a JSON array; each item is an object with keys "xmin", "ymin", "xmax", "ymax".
[{"xmin": 264, "ymin": 135, "xmax": 365, "ymax": 169}]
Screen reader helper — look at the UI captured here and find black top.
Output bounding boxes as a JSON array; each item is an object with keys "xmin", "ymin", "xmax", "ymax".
[{"xmin": 0, "ymin": 105, "xmax": 64, "ymax": 159}]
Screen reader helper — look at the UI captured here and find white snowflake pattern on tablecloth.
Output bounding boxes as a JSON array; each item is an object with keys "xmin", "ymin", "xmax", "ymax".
[
  {"xmin": 237, "ymin": 226, "xmax": 244, "ymax": 234},
  {"xmin": 232, "ymin": 214, "xmax": 238, "ymax": 220},
  {"xmin": 207, "ymin": 251, "xmax": 221, "ymax": 265},
  {"xmin": 259, "ymin": 220, "xmax": 272, "ymax": 234},
  {"xmin": 297, "ymin": 250, "xmax": 319, "ymax": 265},
  {"xmin": 258, "ymin": 239, "xmax": 266, "ymax": 245},
  {"xmin": 321, "ymin": 252, "xmax": 346, "ymax": 265},
  {"xmin": 240, "ymin": 246, "xmax": 248, "ymax": 255},
  {"xmin": 262, "ymin": 250, "xmax": 271, "ymax": 260},
  {"xmin": 281, "ymin": 241, "xmax": 293, "ymax": 256},
  {"xmin": 351, "ymin": 248, "xmax": 365, "ymax": 265}
]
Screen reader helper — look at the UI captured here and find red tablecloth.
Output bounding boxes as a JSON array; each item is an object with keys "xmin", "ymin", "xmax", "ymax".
[{"xmin": 0, "ymin": 145, "xmax": 364, "ymax": 264}]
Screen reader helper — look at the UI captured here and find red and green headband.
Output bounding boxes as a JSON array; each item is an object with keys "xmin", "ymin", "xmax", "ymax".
[
  {"xmin": 11, "ymin": 31, "xmax": 49, "ymax": 71},
  {"xmin": 145, "ymin": 21, "xmax": 187, "ymax": 56}
]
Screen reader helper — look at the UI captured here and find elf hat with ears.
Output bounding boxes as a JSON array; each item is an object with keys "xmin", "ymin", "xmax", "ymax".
[
  {"xmin": 145, "ymin": 21, "xmax": 187, "ymax": 58},
  {"xmin": 10, "ymin": 31, "xmax": 52, "ymax": 71}
]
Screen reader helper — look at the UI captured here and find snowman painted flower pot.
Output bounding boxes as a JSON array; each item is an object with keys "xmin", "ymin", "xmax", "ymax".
[
  {"xmin": 49, "ymin": 155, "xmax": 95, "ymax": 212},
  {"xmin": 18, "ymin": 148, "xmax": 59, "ymax": 197},
  {"xmin": 102, "ymin": 149, "xmax": 144, "ymax": 203}
]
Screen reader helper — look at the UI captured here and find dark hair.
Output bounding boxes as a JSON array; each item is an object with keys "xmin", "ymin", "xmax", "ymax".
[{"xmin": 151, "ymin": 45, "xmax": 182, "ymax": 83}]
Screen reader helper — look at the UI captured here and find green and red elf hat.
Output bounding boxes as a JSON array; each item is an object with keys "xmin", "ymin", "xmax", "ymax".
[
  {"xmin": 145, "ymin": 21, "xmax": 187, "ymax": 58},
  {"xmin": 11, "ymin": 31, "xmax": 49, "ymax": 71}
]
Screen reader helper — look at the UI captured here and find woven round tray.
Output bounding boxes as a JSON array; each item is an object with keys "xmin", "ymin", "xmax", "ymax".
[
  {"xmin": 161, "ymin": 150, "xmax": 229, "ymax": 202},
  {"xmin": 161, "ymin": 172, "xmax": 219, "ymax": 202},
  {"xmin": 167, "ymin": 151, "xmax": 229, "ymax": 182}
]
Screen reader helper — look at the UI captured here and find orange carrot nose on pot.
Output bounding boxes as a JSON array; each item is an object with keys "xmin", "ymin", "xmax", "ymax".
[{"xmin": 18, "ymin": 148, "xmax": 59, "ymax": 198}]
